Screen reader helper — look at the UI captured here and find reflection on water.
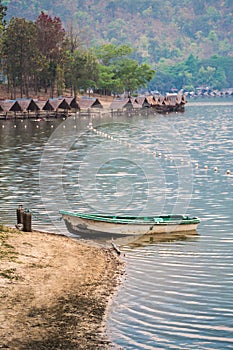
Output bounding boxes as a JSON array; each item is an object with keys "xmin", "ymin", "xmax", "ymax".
[
  {"xmin": 67, "ymin": 228, "xmax": 199, "ymax": 249},
  {"xmin": 115, "ymin": 231, "xmax": 199, "ymax": 250},
  {"xmin": 1, "ymin": 99, "xmax": 233, "ymax": 349},
  {"xmin": 106, "ymin": 101, "xmax": 233, "ymax": 350},
  {"xmin": 0, "ymin": 118, "xmax": 64, "ymax": 232}
]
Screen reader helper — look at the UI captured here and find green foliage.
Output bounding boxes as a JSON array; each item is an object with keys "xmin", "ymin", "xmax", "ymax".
[
  {"xmin": 116, "ymin": 59, "xmax": 155, "ymax": 93},
  {"xmin": 35, "ymin": 12, "xmax": 66, "ymax": 96},
  {"xmin": 150, "ymin": 54, "xmax": 233, "ymax": 92},
  {"xmin": 95, "ymin": 44, "xmax": 133, "ymax": 66},
  {"xmin": 2, "ymin": 17, "xmax": 39, "ymax": 98},
  {"xmin": 64, "ymin": 48, "xmax": 99, "ymax": 97},
  {"xmin": 0, "ymin": 0, "xmax": 7, "ymax": 31},
  {"xmin": 96, "ymin": 44, "xmax": 155, "ymax": 94},
  {"xmin": 1, "ymin": 12, "xmax": 68, "ymax": 97},
  {"xmin": 3, "ymin": 0, "xmax": 232, "ymax": 66},
  {"xmin": 0, "ymin": 1, "xmax": 232, "ymax": 95}
]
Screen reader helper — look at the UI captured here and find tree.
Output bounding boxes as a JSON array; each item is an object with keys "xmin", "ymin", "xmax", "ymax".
[
  {"xmin": 35, "ymin": 12, "xmax": 66, "ymax": 97},
  {"xmin": 197, "ymin": 66, "xmax": 215, "ymax": 86},
  {"xmin": 97, "ymin": 64, "xmax": 122, "ymax": 95},
  {"xmin": 116, "ymin": 59, "xmax": 155, "ymax": 94},
  {"xmin": 185, "ymin": 54, "xmax": 199, "ymax": 75},
  {"xmin": 0, "ymin": 0, "xmax": 6, "ymax": 32},
  {"xmin": 96, "ymin": 43, "xmax": 154, "ymax": 95},
  {"xmin": 65, "ymin": 49, "xmax": 99, "ymax": 97},
  {"xmin": 78, "ymin": 49, "xmax": 99, "ymax": 94},
  {"xmin": 2, "ymin": 17, "xmax": 39, "ymax": 98},
  {"xmin": 0, "ymin": 0, "xmax": 7, "ymax": 74},
  {"xmin": 212, "ymin": 67, "xmax": 226, "ymax": 89},
  {"xmin": 95, "ymin": 43, "xmax": 133, "ymax": 66}
]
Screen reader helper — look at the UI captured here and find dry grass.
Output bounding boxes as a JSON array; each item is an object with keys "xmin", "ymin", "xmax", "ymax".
[{"xmin": 0, "ymin": 225, "xmax": 124, "ymax": 349}]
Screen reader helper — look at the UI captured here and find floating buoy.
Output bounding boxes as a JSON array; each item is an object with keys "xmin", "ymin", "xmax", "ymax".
[
  {"xmin": 204, "ymin": 165, "xmax": 208, "ymax": 170},
  {"xmin": 195, "ymin": 163, "xmax": 199, "ymax": 169},
  {"xmin": 214, "ymin": 167, "xmax": 218, "ymax": 172},
  {"xmin": 226, "ymin": 170, "xmax": 231, "ymax": 175}
]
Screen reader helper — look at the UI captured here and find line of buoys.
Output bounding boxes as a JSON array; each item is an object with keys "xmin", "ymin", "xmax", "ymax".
[
  {"xmin": 1, "ymin": 123, "xmax": 56, "ymax": 129},
  {"xmin": 89, "ymin": 124, "xmax": 232, "ymax": 177}
]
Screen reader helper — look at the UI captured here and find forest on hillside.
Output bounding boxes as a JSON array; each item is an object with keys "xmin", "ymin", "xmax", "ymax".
[
  {"xmin": 3, "ymin": 0, "xmax": 233, "ymax": 65},
  {"xmin": 0, "ymin": 0, "xmax": 233, "ymax": 96}
]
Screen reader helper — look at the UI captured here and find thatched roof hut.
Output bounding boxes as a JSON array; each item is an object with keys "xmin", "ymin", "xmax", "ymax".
[
  {"xmin": 165, "ymin": 93, "xmax": 177, "ymax": 106},
  {"xmin": 47, "ymin": 98, "xmax": 71, "ymax": 111},
  {"xmin": 64, "ymin": 97, "xmax": 80, "ymax": 110},
  {"xmin": 109, "ymin": 98, "xmax": 133, "ymax": 110},
  {"xmin": 146, "ymin": 96, "xmax": 156, "ymax": 106},
  {"xmin": 35, "ymin": 98, "xmax": 71, "ymax": 113},
  {"xmin": 134, "ymin": 96, "xmax": 151, "ymax": 108},
  {"xmin": 36, "ymin": 100, "xmax": 47, "ymax": 111},
  {"xmin": 18, "ymin": 99, "xmax": 40, "ymax": 112},
  {"xmin": 0, "ymin": 100, "xmax": 22, "ymax": 113},
  {"xmin": 79, "ymin": 98, "xmax": 103, "ymax": 109}
]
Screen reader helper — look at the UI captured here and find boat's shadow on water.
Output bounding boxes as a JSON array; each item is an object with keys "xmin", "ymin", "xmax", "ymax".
[
  {"xmin": 111, "ymin": 231, "xmax": 200, "ymax": 250},
  {"xmin": 69, "ymin": 229, "xmax": 200, "ymax": 250}
]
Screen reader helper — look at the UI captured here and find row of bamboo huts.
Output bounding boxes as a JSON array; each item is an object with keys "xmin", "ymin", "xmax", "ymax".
[{"xmin": 0, "ymin": 94, "xmax": 187, "ymax": 118}]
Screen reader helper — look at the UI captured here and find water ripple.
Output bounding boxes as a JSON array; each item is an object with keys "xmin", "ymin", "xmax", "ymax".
[{"xmin": 1, "ymin": 103, "xmax": 233, "ymax": 349}]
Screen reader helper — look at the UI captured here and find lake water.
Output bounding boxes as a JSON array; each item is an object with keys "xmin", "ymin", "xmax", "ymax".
[{"xmin": 0, "ymin": 98, "xmax": 233, "ymax": 349}]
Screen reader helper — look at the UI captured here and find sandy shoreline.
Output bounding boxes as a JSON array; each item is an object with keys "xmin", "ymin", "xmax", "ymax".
[{"xmin": 0, "ymin": 225, "xmax": 124, "ymax": 349}]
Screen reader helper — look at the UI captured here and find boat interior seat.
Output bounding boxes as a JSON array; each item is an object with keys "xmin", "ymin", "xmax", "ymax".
[{"xmin": 153, "ymin": 218, "xmax": 163, "ymax": 223}]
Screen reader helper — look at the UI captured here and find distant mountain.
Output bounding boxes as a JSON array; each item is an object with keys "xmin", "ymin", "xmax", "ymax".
[{"xmin": 3, "ymin": 0, "xmax": 233, "ymax": 65}]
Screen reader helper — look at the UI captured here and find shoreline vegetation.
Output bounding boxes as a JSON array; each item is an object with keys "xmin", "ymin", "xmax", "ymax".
[{"xmin": 0, "ymin": 225, "xmax": 124, "ymax": 349}]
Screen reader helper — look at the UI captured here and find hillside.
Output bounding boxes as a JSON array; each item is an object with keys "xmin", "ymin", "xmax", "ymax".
[{"xmin": 3, "ymin": 0, "xmax": 233, "ymax": 66}]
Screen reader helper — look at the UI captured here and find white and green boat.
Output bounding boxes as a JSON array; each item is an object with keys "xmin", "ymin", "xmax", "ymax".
[{"xmin": 60, "ymin": 211, "xmax": 200, "ymax": 237}]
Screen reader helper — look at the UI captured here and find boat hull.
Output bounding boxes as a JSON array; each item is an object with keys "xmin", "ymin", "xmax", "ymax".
[{"xmin": 61, "ymin": 213, "xmax": 199, "ymax": 237}]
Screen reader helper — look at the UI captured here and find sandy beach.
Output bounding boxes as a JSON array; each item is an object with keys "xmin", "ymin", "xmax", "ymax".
[{"xmin": 0, "ymin": 225, "xmax": 124, "ymax": 349}]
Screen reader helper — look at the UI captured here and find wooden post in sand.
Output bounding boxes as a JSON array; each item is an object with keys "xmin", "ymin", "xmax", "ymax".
[
  {"xmin": 23, "ymin": 209, "xmax": 32, "ymax": 232},
  {"xmin": 16, "ymin": 205, "xmax": 24, "ymax": 225}
]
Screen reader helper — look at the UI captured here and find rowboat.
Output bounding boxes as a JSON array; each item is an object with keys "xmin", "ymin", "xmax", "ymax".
[{"xmin": 60, "ymin": 210, "xmax": 200, "ymax": 237}]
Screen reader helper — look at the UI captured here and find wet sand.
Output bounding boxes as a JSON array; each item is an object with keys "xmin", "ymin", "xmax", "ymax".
[{"xmin": 0, "ymin": 226, "xmax": 124, "ymax": 349}]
